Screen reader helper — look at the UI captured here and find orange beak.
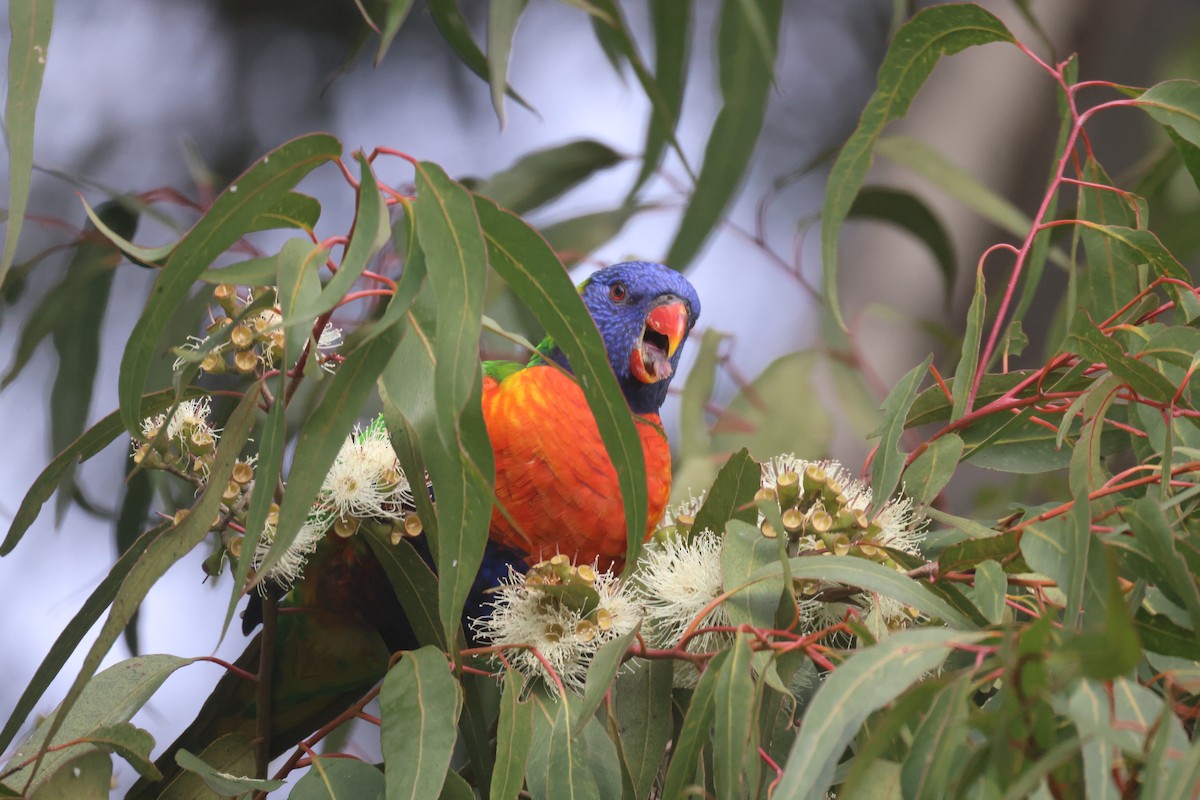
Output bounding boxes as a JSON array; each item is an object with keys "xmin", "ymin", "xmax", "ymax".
[
  {"xmin": 646, "ymin": 300, "xmax": 688, "ymax": 358},
  {"xmin": 629, "ymin": 300, "xmax": 689, "ymax": 384}
]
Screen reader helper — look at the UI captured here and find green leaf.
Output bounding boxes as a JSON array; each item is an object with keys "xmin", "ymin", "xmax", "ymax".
[
  {"xmin": 848, "ymin": 186, "xmax": 956, "ymax": 302},
  {"xmin": 822, "ymin": 5, "xmax": 1014, "ymax": 328},
  {"xmin": 375, "ymin": 0, "xmax": 417, "ymax": 65},
  {"xmin": 428, "ymin": 0, "xmax": 534, "ymax": 115},
  {"xmin": 289, "ymin": 753, "xmax": 384, "ymax": 799},
  {"xmin": 258, "ymin": 323, "xmax": 402, "ymax": 587},
  {"xmin": 678, "ymin": 328, "xmax": 724, "ymax": 461},
  {"xmin": 526, "ymin": 694, "xmax": 600, "ymax": 800},
  {"xmin": 973, "ymin": 559, "xmax": 1008, "ymax": 625},
  {"xmin": 475, "ymin": 195, "xmax": 647, "ymax": 568},
  {"xmin": 629, "ymin": 0, "xmax": 692, "ymax": 194},
  {"xmin": 1066, "ymin": 313, "xmax": 1178, "ymax": 404},
  {"xmin": 772, "ymin": 628, "xmax": 987, "ymax": 799},
  {"xmin": 415, "ymin": 161, "xmax": 496, "ymax": 644},
  {"xmin": 1, "ymin": 0, "xmax": 54, "ymax": 287},
  {"xmin": 713, "ymin": 636, "xmax": 756, "ymax": 800},
  {"xmin": 276, "ymin": 238, "xmax": 326, "ymax": 378},
  {"xmin": 1161, "ymin": 733, "xmax": 1200, "ymax": 800},
  {"xmin": 539, "ymin": 204, "xmax": 647, "ymax": 268},
  {"xmin": 573, "ymin": 627, "xmax": 638, "ymax": 738},
  {"xmin": 869, "ymin": 354, "xmax": 932, "ymax": 512},
  {"xmin": 198, "ymin": 255, "xmax": 278, "ymax": 285},
  {"xmin": 664, "ymin": 0, "xmax": 781, "ymax": 270},
  {"xmin": 3, "ymin": 388, "xmax": 200, "ymax": 554},
  {"xmin": 120, "ymin": 134, "xmax": 341, "ymax": 437},
  {"xmin": 478, "ymin": 140, "xmax": 622, "ymax": 216},
  {"xmin": 751, "ymin": 555, "xmax": 975, "ymax": 629},
  {"xmin": 952, "ymin": 267, "xmax": 985, "ymax": 419},
  {"xmin": 1137, "ymin": 79, "xmax": 1200, "ymax": 149},
  {"xmin": 659, "ymin": 650, "xmax": 727, "ymax": 800},
  {"xmin": 1072, "ymin": 222, "xmax": 1198, "ymax": 320},
  {"xmin": 0, "ymin": 522, "xmax": 164, "ymax": 756},
  {"xmin": 1127, "ymin": 498, "xmax": 1200, "ymax": 633},
  {"xmin": 899, "ymin": 676, "xmax": 972, "ymax": 800},
  {"xmin": 1135, "ymin": 609, "xmax": 1200, "ymax": 659},
  {"xmin": 613, "ymin": 659, "xmax": 673, "ymax": 800},
  {"xmin": 174, "ymin": 748, "xmax": 284, "ymax": 795},
  {"xmin": 490, "ymin": 670, "xmax": 532, "ymax": 800},
  {"xmin": 1020, "ymin": 495, "xmax": 1104, "ymax": 631},
  {"xmin": 711, "ymin": 350, "xmax": 831, "ymax": 461},
  {"xmin": 723, "ymin": 519, "xmax": 785, "ymax": 630},
  {"xmin": 690, "ymin": 447, "xmax": 760, "ymax": 538},
  {"xmin": 1075, "ymin": 157, "xmax": 1141, "ymax": 325},
  {"xmin": 2, "ymin": 656, "xmax": 194, "ymax": 795},
  {"xmin": 904, "ymin": 433, "xmax": 963, "ymax": 506},
  {"xmin": 486, "ymin": 0, "xmax": 528, "ymax": 125},
  {"xmin": 381, "ymin": 646, "xmax": 463, "ymax": 800},
  {"xmin": 363, "ymin": 527, "xmax": 446, "ymax": 649}
]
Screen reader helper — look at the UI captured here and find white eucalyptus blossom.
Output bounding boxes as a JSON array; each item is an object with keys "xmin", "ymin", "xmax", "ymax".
[
  {"xmin": 316, "ymin": 422, "xmax": 412, "ymax": 521},
  {"xmin": 474, "ymin": 560, "xmax": 638, "ymax": 691},
  {"xmin": 252, "ymin": 511, "xmax": 331, "ymax": 590}
]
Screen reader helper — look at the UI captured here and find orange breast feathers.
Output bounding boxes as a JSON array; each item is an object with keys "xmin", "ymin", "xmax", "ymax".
[{"xmin": 482, "ymin": 365, "xmax": 672, "ymax": 570}]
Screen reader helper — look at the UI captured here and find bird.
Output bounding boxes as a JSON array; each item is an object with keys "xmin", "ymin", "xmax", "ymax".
[{"xmin": 129, "ymin": 260, "xmax": 699, "ymax": 796}]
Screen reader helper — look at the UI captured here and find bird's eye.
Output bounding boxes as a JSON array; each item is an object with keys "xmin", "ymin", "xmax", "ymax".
[{"xmin": 609, "ymin": 282, "xmax": 627, "ymax": 302}]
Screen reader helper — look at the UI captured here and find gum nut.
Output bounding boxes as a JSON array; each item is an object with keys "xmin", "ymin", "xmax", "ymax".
[
  {"xmin": 234, "ymin": 350, "xmax": 258, "ymax": 373},
  {"xmin": 404, "ymin": 513, "xmax": 423, "ymax": 537},
  {"xmin": 230, "ymin": 324, "xmax": 254, "ymax": 349},
  {"xmin": 232, "ymin": 461, "xmax": 255, "ymax": 484},
  {"xmin": 333, "ymin": 516, "xmax": 359, "ymax": 538},
  {"xmin": 576, "ymin": 564, "xmax": 597, "ymax": 584}
]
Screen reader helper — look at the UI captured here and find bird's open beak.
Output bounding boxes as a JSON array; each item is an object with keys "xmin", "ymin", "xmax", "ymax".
[{"xmin": 630, "ymin": 300, "xmax": 689, "ymax": 384}]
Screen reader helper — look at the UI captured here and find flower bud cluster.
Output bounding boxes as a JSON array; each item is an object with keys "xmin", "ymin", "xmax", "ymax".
[
  {"xmin": 172, "ymin": 285, "xmax": 342, "ymax": 377},
  {"xmin": 474, "ymin": 554, "xmax": 638, "ymax": 691}
]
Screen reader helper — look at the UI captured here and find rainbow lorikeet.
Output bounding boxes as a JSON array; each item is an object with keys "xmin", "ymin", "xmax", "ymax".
[{"xmin": 130, "ymin": 261, "xmax": 699, "ymax": 795}]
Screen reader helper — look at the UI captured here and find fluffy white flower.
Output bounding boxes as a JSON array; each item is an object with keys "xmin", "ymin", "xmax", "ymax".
[
  {"xmin": 474, "ymin": 561, "xmax": 638, "ymax": 691},
  {"xmin": 633, "ymin": 529, "xmax": 731, "ymax": 656},
  {"xmin": 252, "ymin": 510, "xmax": 330, "ymax": 590},
  {"xmin": 315, "ymin": 422, "xmax": 411, "ymax": 521}
]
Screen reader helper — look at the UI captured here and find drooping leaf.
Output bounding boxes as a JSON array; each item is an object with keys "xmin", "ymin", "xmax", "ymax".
[
  {"xmin": 490, "ymin": 670, "xmax": 532, "ymax": 800},
  {"xmin": 629, "ymin": 0, "xmax": 692, "ymax": 195},
  {"xmin": 903, "ymin": 433, "xmax": 963, "ymax": 507},
  {"xmin": 723, "ymin": 519, "xmax": 785, "ymax": 630},
  {"xmin": 951, "ymin": 266, "xmax": 985, "ymax": 419},
  {"xmin": 664, "ymin": 0, "xmax": 781, "ymax": 270},
  {"xmin": 289, "ymin": 754, "xmax": 385, "ymax": 799},
  {"xmin": 822, "ymin": 5, "xmax": 1014, "ymax": 328},
  {"xmin": 478, "ymin": 140, "xmax": 622, "ymax": 216},
  {"xmin": 428, "ymin": 0, "xmax": 535, "ymax": 115},
  {"xmin": 375, "ymin": 0, "xmax": 417, "ymax": 65},
  {"xmin": 381, "ymin": 646, "xmax": 462, "ymax": 800},
  {"xmin": 153, "ymin": 734, "xmax": 255, "ymax": 800},
  {"xmin": 475, "ymin": 194, "xmax": 648, "ymax": 568},
  {"xmin": 540, "ymin": 204, "xmax": 647, "ymax": 268},
  {"xmin": 613, "ymin": 658, "xmax": 673, "ymax": 800},
  {"xmin": 486, "ymin": 0, "xmax": 529, "ymax": 125},
  {"xmin": 1, "ymin": 0, "xmax": 54, "ymax": 287},
  {"xmin": 173, "ymin": 748, "xmax": 284, "ymax": 795},
  {"xmin": 362, "ymin": 527, "xmax": 446, "ymax": 650},
  {"xmin": 869, "ymin": 354, "xmax": 932, "ymax": 512},
  {"xmin": 659, "ymin": 650, "xmax": 727, "ymax": 800},
  {"xmin": 1137, "ymin": 79, "xmax": 1200, "ymax": 149},
  {"xmin": 120, "ymin": 134, "xmax": 341, "ymax": 437},
  {"xmin": 573, "ymin": 627, "xmax": 638, "ymax": 738},
  {"xmin": 713, "ymin": 635, "xmax": 756, "ymax": 800}
]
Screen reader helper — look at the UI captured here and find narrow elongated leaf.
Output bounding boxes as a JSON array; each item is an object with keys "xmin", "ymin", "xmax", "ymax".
[
  {"xmin": 678, "ymin": 328, "xmax": 724, "ymax": 461},
  {"xmin": 1127, "ymin": 498, "xmax": 1200, "ymax": 633},
  {"xmin": 665, "ymin": 0, "xmax": 781, "ymax": 269},
  {"xmin": 248, "ymin": 190, "xmax": 321, "ymax": 234},
  {"xmin": 714, "ymin": 636, "xmax": 756, "ymax": 800},
  {"xmin": 1073, "ymin": 222, "xmax": 1199, "ymax": 320},
  {"xmin": 848, "ymin": 186, "xmax": 956, "ymax": 301},
  {"xmin": 375, "ymin": 0, "xmax": 417, "ymax": 64},
  {"xmin": 1076, "ymin": 157, "xmax": 1141, "ymax": 325},
  {"xmin": 711, "ymin": 350, "xmax": 831, "ymax": 460},
  {"xmin": 1066, "ymin": 314, "xmax": 1178, "ymax": 404},
  {"xmin": 258, "ymin": 323, "xmax": 403, "ymax": 587},
  {"xmin": 573, "ymin": 627, "xmax": 638, "ymax": 738},
  {"xmin": 362, "ymin": 527, "xmax": 445, "ymax": 649},
  {"xmin": 2, "ymin": 656, "xmax": 194, "ymax": 795},
  {"xmin": 276, "ymin": 239, "xmax": 326, "ymax": 376},
  {"xmin": 900, "ymin": 676, "xmax": 972, "ymax": 800},
  {"xmin": 613, "ymin": 658, "xmax": 673, "ymax": 800},
  {"xmin": 475, "ymin": 195, "xmax": 647, "ymax": 567},
  {"xmin": 630, "ymin": 0, "xmax": 691, "ymax": 194},
  {"xmin": 690, "ymin": 447, "xmax": 759, "ymax": 538},
  {"xmin": 822, "ymin": 5, "xmax": 1014, "ymax": 328},
  {"xmin": 540, "ymin": 204, "xmax": 646, "ymax": 267},
  {"xmin": 153, "ymin": 734, "xmax": 254, "ymax": 800},
  {"xmin": 173, "ymin": 749, "xmax": 284, "ymax": 795},
  {"xmin": 17, "ymin": 750, "xmax": 110, "ymax": 799},
  {"xmin": 381, "ymin": 646, "xmax": 462, "ymax": 800},
  {"xmin": 1, "ymin": 0, "xmax": 54, "ymax": 287},
  {"xmin": 660, "ymin": 650, "xmax": 728, "ymax": 800},
  {"xmin": 487, "ymin": 0, "xmax": 529, "ymax": 126},
  {"xmin": 478, "ymin": 140, "xmax": 623, "ymax": 215},
  {"xmin": 120, "ymin": 134, "xmax": 341, "ymax": 437},
  {"xmin": 415, "ymin": 161, "xmax": 496, "ymax": 644},
  {"xmin": 3, "ymin": 388, "xmax": 199, "ymax": 554},
  {"xmin": 750, "ymin": 554, "xmax": 975, "ymax": 629},
  {"xmin": 490, "ymin": 671, "xmax": 532, "ymax": 800},
  {"xmin": 870, "ymin": 354, "xmax": 932, "ymax": 512},
  {"xmin": 428, "ymin": 0, "xmax": 534, "ymax": 114},
  {"xmin": 974, "ymin": 560, "xmax": 1007, "ymax": 625},
  {"xmin": 723, "ymin": 519, "xmax": 784, "ymax": 629},
  {"xmin": 773, "ymin": 628, "xmax": 987, "ymax": 800},
  {"xmin": 198, "ymin": 255, "xmax": 278, "ymax": 285},
  {"xmin": 952, "ymin": 267, "xmax": 985, "ymax": 419},
  {"xmin": 293, "ymin": 154, "xmax": 389, "ymax": 322}
]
